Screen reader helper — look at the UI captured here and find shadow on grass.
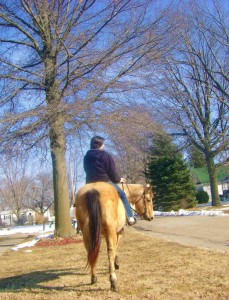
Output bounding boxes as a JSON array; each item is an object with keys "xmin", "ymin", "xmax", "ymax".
[
  {"xmin": 133, "ymin": 226, "xmax": 152, "ymax": 232},
  {"xmin": 0, "ymin": 268, "xmax": 109, "ymax": 293}
]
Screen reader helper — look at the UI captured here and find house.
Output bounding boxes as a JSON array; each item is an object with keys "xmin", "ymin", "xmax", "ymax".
[
  {"xmin": 220, "ymin": 176, "xmax": 229, "ymax": 201},
  {"xmin": 0, "ymin": 209, "xmax": 52, "ymax": 227},
  {"xmin": 192, "ymin": 164, "xmax": 229, "ymax": 202}
]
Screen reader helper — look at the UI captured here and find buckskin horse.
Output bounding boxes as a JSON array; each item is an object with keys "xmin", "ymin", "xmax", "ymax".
[{"xmin": 75, "ymin": 182, "xmax": 153, "ymax": 291}]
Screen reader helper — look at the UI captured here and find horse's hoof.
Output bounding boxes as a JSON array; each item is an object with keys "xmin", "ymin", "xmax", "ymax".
[
  {"xmin": 114, "ymin": 262, "xmax": 119, "ymax": 270},
  {"xmin": 114, "ymin": 256, "xmax": 119, "ymax": 270},
  {"xmin": 111, "ymin": 284, "xmax": 118, "ymax": 292},
  {"xmin": 110, "ymin": 275, "xmax": 117, "ymax": 291},
  {"xmin": 91, "ymin": 275, "xmax": 97, "ymax": 284}
]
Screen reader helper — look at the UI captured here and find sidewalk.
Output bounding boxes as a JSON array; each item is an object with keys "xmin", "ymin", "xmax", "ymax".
[
  {"xmin": 133, "ymin": 215, "xmax": 229, "ymax": 253},
  {"xmin": 0, "ymin": 233, "xmax": 32, "ymax": 256}
]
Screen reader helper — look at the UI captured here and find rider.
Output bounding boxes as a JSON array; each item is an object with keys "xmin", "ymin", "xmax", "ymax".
[{"xmin": 83, "ymin": 136, "xmax": 137, "ymax": 226}]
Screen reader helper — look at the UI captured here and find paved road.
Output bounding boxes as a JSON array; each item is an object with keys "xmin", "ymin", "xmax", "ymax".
[{"xmin": 133, "ymin": 215, "xmax": 229, "ymax": 253}]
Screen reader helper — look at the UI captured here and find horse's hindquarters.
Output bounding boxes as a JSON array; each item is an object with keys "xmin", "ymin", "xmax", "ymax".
[
  {"xmin": 117, "ymin": 199, "xmax": 126, "ymax": 232},
  {"xmin": 75, "ymin": 182, "xmax": 126, "ymax": 291}
]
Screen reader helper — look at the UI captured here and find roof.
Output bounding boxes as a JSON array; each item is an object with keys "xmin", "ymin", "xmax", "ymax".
[{"xmin": 191, "ymin": 164, "xmax": 229, "ymax": 185}]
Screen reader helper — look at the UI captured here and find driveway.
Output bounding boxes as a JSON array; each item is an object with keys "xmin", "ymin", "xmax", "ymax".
[{"xmin": 133, "ymin": 215, "xmax": 229, "ymax": 253}]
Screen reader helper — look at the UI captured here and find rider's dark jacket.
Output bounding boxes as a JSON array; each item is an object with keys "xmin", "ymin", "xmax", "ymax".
[{"xmin": 83, "ymin": 149, "xmax": 121, "ymax": 184}]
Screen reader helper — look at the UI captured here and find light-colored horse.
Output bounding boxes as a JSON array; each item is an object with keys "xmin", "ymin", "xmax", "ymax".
[
  {"xmin": 119, "ymin": 183, "xmax": 154, "ymax": 221},
  {"xmin": 75, "ymin": 182, "xmax": 126, "ymax": 291},
  {"xmin": 75, "ymin": 182, "xmax": 154, "ymax": 291}
]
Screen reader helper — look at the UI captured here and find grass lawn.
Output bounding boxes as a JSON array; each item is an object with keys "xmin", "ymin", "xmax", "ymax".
[
  {"xmin": 0, "ymin": 228, "xmax": 229, "ymax": 299},
  {"xmin": 193, "ymin": 165, "xmax": 229, "ymax": 184}
]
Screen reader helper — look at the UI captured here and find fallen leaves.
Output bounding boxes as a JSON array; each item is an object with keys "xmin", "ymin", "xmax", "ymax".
[{"xmin": 36, "ymin": 236, "xmax": 83, "ymax": 247}]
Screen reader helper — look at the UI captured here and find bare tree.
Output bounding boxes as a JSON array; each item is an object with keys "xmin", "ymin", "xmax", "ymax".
[
  {"xmin": 98, "ymin": 105, "xmax": 162, "ymax": 183},
  {"xmin": 145, "ymin": 0, "xmax": 228, "ymax": 206},
  {"xmin": 0, "ymin": 156, "xmax": 31, "ymax": 222},
  {"xmin": 26, "ymin": 172, "xmax": 54, "ymax": 217},
  {"xmin": 187, "ymin": 0, "xmax": 229, "ymax": 103},
  {"xmin": 0, "ymin": 0, "xmax": 174, "ymax": 236}
]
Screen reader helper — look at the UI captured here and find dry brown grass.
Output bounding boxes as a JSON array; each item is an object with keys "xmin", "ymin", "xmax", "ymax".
[{"xmin": 0, "ymin": 228, "xmax": 229, "ymax": 300}]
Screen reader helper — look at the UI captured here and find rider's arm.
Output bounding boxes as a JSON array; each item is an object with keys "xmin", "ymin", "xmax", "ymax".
[{"xmin": 105, "ymin": 152, "xmax": 121, "ymax": 183}]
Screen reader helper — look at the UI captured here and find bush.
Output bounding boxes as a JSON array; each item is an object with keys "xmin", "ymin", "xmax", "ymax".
[
  {"xmin": 35, "ymin": 213, "xmax": 49, "ymax": 224},
  {"xmin": 16, "ymin": 215, "xmax": 27, "ymax": 225},
  {"xmin": 196, "ymin": 190, "xmax": 209, "ymax": 204}
]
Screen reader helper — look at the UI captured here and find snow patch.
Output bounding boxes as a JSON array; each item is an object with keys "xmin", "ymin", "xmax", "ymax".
[{"xmin": 155, "ymin": 209, "xmax": 227, "ymax": 217}]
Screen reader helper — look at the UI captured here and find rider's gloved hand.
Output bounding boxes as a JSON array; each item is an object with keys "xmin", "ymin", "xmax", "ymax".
[{"xmin": 120, "ymin": 178, "xmax": 126, "ymax": 183}]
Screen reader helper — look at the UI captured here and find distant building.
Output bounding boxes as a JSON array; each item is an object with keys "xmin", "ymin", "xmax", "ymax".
[
  {"xmin": 192, "ymin": 165, "xmax": 229, "ymax": 202},
  {"xmin": 0, "ymin": 209, "xmax": 52, "ymax": 227}
]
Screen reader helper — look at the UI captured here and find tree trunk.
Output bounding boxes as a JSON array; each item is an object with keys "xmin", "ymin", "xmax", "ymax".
[
  {"xmin": 44, "ymin": 46, "xmax": 73, "ymax": 237},
  {"xmin": 50, "ymin": 112, "xmax": 73, "ymax": 237},
  {"xmin": 205, "ymin": 154, "xmax": 221, "ymax": 206}
]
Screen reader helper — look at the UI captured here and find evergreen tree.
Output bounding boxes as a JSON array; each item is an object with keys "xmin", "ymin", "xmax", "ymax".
[
  {"xmin": 146, "ymin": 134, "xmax": 197, "ymax": 211},
  {"xmin": 150, "ymin": 133, "xmax": 178, "ymax": 158}
]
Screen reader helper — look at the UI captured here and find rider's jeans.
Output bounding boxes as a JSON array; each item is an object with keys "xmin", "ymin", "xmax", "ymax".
[{"xmin": 108, "ymin": 181, "xmax": 133, "ymax": 218}]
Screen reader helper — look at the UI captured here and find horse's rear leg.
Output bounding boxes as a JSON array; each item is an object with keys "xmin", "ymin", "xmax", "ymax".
[
  {"xmin": 81, "ymin": 227, "xmax": 98, "ymax": 285},
  {"xmin": 88, "ymin": 249, "xmax": 97, "ymax": 285},
  {"xmin": 106, "ymin": 231, "xmax": 118, "ymax": 291},
  {"xmin": 114, "ymin": 232, "xmax": 122, "ymax": 270}
]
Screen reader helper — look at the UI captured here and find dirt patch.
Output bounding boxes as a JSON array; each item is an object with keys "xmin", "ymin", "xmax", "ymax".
[{"xmin": 0, "ymin": 228, "xmax": 229, "ymax": 300}]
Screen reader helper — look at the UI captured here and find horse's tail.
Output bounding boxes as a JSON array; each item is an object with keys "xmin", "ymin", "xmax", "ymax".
[{"xmin": 85, "ymin": 188, "xmax": 102, "ymax": 269}]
